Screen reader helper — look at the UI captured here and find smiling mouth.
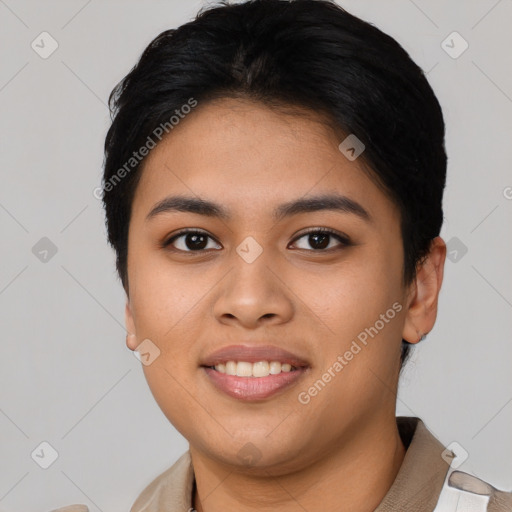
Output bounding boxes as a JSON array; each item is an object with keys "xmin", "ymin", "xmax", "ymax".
[
  {"xmin": 205, "ymin": 360, "xmax": 299, "ymax": 377},
  {"xmin": 201, "ymin": 361, "xmax": 309, "ymax": 401},
  {"xmin": 200, "ymin": 344, "xmax": 310, "ymax": 400}
]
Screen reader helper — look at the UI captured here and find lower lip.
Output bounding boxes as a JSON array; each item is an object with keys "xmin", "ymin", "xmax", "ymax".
[{"xmin": 202, "ymin": 367, "xmax": 308, "ymax": 401}]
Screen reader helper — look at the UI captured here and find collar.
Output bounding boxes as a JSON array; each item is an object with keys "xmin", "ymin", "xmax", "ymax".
[{"xmin": 375, "ymin": 416, "xmax": 449, "ymax": 510}]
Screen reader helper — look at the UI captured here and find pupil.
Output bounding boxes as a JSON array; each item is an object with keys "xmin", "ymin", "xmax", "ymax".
[
  {"xmin": 310, "ymin": 233, "xmax": 329, "ymax": 249},
  {"xmin": 186, "ymin": 233, "xmax": 207, "ymax": 250}
]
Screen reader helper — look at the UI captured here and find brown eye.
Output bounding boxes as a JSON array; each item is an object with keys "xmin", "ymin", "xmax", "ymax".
[
  {"xmin": 164, "ymin": 230, "xmax": 222, "ymax": 252},
  {"xmin": 290, "ymin": 228, "xmax": 350, "ymax": 251}
]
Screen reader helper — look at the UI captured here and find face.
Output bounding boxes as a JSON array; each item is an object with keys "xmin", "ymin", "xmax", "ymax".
[{"xmin": 125, "ymin": 97, "xmax": 417, "ymax": 474}]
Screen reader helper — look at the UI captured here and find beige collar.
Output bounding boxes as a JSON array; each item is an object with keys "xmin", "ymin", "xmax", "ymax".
[{"xmin": 375, "ymin": 417, "xmax": 449, "ymax": 511}]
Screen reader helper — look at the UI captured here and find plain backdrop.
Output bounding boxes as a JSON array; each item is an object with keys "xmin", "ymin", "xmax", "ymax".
[{"xmin": 0, "ymin": 1, "xmax": 511, "ymax": 511}]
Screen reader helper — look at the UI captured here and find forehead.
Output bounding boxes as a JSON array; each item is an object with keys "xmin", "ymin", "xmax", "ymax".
[{"xmin": 132, "ymin": 97, "xmax": 398, "ymax": 225}]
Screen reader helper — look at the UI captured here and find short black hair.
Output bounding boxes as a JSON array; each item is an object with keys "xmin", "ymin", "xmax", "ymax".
[{"xmin": 102, "ymin": 0, "xmax": 447, "ymax": 369}]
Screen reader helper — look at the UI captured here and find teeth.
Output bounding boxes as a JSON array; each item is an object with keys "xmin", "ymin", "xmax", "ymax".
[
  {"xmin": 213, "ymin": 360, "xmax": 297, "ymax": 377},
  {"xmin": 252, "ymin": 361, "xmax": 269, "ymax": 377},
  {"xmin": 236, "ymin": 361, "xmax": 252, "ymax": 377},
  {"xmin": 269, "ymin": 361, "xmax": 281, "ymax": 374},
  {"xmin": 225, "ymin": 361, "xmax": 237, "ymax": 375}
]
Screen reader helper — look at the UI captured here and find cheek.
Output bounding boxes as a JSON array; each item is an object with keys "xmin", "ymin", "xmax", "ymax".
[
  {"xmin": 292, "ymin": 244, "xmax": 405, "ymax": 398},
  {"xmin": 141, "ymin": 362, "xmax": 210, "ymax": 442},
  {"xmin": 127, "ymin": 259, "xmax": 212, "ymax": 405},
  {"xmin": 130, "ymin": 259, "xmax": 207, "ymax": 427},
  {"xmin": 296, "ymin": 251, "xmax": 402, "ymax": 338},
  {"xmin": 129, "ymin": 249, "xmax": 210, "ymax": 337}
]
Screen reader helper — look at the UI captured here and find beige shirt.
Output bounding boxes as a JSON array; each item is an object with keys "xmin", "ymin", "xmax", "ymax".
[{"xmin": 54, "ymin": 417, "xmax": 512, "ymax": 511}]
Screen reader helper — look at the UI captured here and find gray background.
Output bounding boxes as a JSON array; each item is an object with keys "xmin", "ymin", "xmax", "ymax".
[{"xmin": 0, "ymin": 0, "xmax": 511, "ymax": 511}]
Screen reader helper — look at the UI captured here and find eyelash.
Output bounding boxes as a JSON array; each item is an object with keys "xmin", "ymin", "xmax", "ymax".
[{"xmin": 161, "ymin": 227, "xmax": 351, "ymax": 254}]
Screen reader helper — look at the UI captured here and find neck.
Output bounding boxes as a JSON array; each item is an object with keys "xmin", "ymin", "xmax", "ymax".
[{"xmin": 191, "ymin": 414, "xmax": 406, "ymax": 512}]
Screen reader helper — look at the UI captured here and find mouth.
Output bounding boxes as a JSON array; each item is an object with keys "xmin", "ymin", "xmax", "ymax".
[{"xmin": 200, "ymin": 345, "xmax": 310, "ymax": 401}]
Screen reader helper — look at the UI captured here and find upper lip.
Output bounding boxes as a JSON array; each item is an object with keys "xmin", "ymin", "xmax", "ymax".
[{"xmin": 200, "ymin": 344, "xmax": 310, "ymax": 367}]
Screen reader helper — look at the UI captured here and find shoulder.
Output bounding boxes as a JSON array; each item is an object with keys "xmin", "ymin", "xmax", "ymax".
[
  {"xmin": 391, "ymin": 417, "xmax": 511, "ymax": 512},
  {"xmin": 46, "ymin": 453, "xmax": 193, "ymax": 512}
]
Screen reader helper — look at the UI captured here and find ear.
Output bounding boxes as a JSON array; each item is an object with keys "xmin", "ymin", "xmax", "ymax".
[
  {"xmin": 125, "ymin": 299, "xmax": 139, "ymax": 351},
  {"xmin": 402, "ymin": 236, "xmax": 446, "ymax": 344}
]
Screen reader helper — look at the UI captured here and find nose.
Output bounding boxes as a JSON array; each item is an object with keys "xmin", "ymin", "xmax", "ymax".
[{"xmin": 211, "ymin": 250, "xmax": 294, "ymax": 329}]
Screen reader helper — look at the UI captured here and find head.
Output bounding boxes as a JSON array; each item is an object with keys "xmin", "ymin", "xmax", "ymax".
[{"xmin": 102, "ymin": 0, "xmax": 446, "ymax": 471}]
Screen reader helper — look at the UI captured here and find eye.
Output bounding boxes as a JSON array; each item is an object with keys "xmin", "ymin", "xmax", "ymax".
[
  {"xmin": 289, "ymin": 228, "xmax": 351, "ymax": 251},
  {"xmin": 163, "ymin": 229, "xmax": 222, "ymax": 252}
]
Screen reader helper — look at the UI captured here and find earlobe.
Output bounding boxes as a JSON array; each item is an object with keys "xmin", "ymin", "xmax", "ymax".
[
  {"xmin": 401, "ymin": 236, "xmax": 447, "ymax": 344},
  {"xmin": 125, "ymin": 300, "xmax": 138, "ymax": 350}
]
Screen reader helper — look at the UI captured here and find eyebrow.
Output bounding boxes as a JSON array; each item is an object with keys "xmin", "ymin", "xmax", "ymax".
[{"xmin": 145, "ymin": 194, "xmax": 372, "ymax": 223}]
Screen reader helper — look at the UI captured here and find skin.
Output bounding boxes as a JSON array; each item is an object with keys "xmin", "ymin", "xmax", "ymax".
[{"xmin": 124, "ymin": 97, "xmax": 446, "ymax": 511}]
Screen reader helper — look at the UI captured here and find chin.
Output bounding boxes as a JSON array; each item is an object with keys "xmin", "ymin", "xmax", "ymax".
[{"xmin": 194, "ymin": 433, "xmax": 309, "ymax": 475}]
